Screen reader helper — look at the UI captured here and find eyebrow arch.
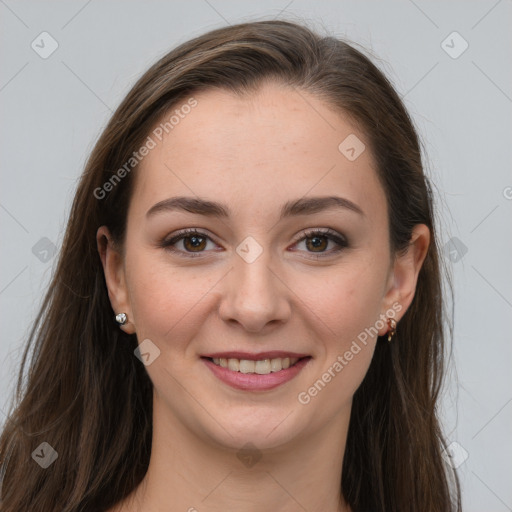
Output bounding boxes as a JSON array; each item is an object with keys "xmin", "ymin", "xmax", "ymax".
[{"xmin": 146, "ymin": 195, "xmax": 365, "ymax": 220}]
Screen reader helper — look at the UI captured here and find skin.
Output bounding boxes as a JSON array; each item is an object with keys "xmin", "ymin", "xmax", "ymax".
[{"xmin": 98, "ymin": 81, "xmax": 429, "ymax": 512}]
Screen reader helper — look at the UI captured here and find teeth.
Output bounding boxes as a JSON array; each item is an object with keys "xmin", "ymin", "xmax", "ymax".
[
  {"xmin": 240, "ymin": 360, "xmax": 255, "ymax": 374},
  {"xmin": 227, "ymin": 358, "xmax": 239, "ymax": 371},
  {"xmin": 270, "ymin": 358, "xmax": 282, "ymax": 372},
  {"xmin": 211, "ymin": 357, "xmax": 300, "ymax": 373},
  {"xmin": 255, "ymin": 359, "xmax": 270, "ymax": 375}
]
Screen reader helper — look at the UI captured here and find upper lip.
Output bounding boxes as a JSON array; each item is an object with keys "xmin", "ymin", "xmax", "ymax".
[{"xmin": 201, "ymin": 351, "xmax": 310, "ymax": 360}]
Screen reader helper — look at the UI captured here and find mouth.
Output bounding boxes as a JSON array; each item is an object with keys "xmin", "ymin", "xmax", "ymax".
[
  {"xmin": 200, "ymin": 352, "xmax": 312, "ymax": 391},
  {"xmin": 201, "ymin": 355, "xmax": 308, "ymax": 374}
]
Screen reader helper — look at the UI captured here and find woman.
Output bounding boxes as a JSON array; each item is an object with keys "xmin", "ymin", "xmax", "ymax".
[{"xmin": 0, "ymin": 20, "xmax": 462, "ymax": 512}]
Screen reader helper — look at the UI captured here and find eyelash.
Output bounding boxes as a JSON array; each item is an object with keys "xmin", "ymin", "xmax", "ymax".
[{"xmin": 159, "ymin": 227, "xmax": 348, "ymax": 259}]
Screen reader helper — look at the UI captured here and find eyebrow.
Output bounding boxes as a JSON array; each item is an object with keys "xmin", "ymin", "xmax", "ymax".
[{"xmin": 146, "ymin": 195, "xmax": 365, "ymax": 220}]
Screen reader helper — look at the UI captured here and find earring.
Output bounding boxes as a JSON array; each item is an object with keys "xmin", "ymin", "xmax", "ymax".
[
  {"xmin": 387, "ymin": 318, "xmax": 397, "ymax": 342},
  {"xmin": 115, "ymin": 313, "xmax": 127, "ymax": 326}
]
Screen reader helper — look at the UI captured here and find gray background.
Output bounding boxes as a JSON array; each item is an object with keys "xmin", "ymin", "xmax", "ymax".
[{"xmin": 1, "ymin": 1, "xmax": 511, "ymax": 510}]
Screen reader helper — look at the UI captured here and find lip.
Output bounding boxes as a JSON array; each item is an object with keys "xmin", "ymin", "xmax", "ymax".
[
  {"xmin": 201, "ymin": 351, "xmax": 310, "ymax": 360},
  {"xmin": 201, "ymin": 356, "xmax": 312, "ymax": 391}
]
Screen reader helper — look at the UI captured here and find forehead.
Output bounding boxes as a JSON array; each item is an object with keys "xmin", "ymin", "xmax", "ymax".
[{"xmin": 130, "ymin": 82, "xmax": 386, "ymax": 224}]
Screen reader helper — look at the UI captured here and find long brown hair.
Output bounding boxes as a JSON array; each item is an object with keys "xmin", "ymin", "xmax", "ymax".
[{"xmin": 0, "ymin": 20, "xmax": 461, "ymax": 511}]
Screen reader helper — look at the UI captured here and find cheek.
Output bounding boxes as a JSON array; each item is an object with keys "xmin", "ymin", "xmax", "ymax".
[
  {"xmin": 125, "ymin": 251, "xmax": 211, "ymax": 348},
  {"xmin": 300, "ymin": 279, "xmax": 382, "ymax": 406},
  {"xmin": 294, "ymin": 260, "xmax": 386, "ymax": 394},
  {"xmin": 300, "ymin": 261, "xmax": 386, "ymax": 341},
  {"xmin": 294, "ymin": 275, "xmax": 383, "ymax": 417}
]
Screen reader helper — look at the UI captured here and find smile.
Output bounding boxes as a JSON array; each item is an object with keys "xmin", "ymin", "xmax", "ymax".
[
  {"xmin": 201, "ymin": 353, "xmax": 312, "ymax": 391},
  {"xmin": 210, "ymin": 356, "xmax": 300, "ymax": 374}
]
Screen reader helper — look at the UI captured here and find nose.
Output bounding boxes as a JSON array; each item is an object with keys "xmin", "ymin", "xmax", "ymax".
[{"xmin": 218, "ymin": 246, "xmax": 291, "ymax": 333}]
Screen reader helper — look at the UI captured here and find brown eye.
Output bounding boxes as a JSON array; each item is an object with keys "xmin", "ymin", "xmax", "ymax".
[
  {"xmin": 160, "ymin": 227, "xmax": 348, "ymax": 259},
  {"xmin": 293, "ymin": 228, "xmax": 348, "ymax": 258},
  {"xmin": 160, "ymin": 229, "xmax": 216, "ymax": 258},
  {"xmin": 305, "ymin": 235, "xmax": 329, "ymax": 252},
  {"xmin": 182, "ymin": 234, "xmax": 207, "ymax": 252}
]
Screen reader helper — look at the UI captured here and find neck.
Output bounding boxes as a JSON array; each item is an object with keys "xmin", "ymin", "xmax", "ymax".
[{"xmin": 116, "ymin": 393, "xmax": 353, "ymax": 512}]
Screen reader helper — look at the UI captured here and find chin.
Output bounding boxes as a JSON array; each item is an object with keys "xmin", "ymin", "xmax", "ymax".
[{"xmin": 200, "ymin": 408, "xmax": 307, "ymax": 452}]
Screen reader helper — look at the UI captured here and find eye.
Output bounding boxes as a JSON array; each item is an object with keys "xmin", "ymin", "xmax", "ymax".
[
  {"xmin": 159, "ymin": 227, "xmax": 348, "ymax": 259},
  {"xmin": 159, "ymin": 228, "xmax": 217, "ymax": 258},
  {"xmin": 291, "ymin": 228, "xmax": 348, "ymax": 258}
]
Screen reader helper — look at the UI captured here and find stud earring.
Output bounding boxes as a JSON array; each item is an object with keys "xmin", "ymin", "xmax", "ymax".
[
  {"xmin": 387, "ymin": 318, "xmax": 397, "ymax": 342},
  {"xmin": 115, "ymin": 313, "xmax": 127, "ymax": 326}
]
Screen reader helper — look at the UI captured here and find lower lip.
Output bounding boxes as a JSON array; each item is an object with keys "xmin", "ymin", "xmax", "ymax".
[{"xmin": 202, "ymin": 357, "xmax": 311, "ymax": 391}]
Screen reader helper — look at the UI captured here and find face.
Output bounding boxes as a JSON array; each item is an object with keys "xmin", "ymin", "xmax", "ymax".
[{"xmin": 98, "ymin": 81, "xmax": 428, "ymax": 451}]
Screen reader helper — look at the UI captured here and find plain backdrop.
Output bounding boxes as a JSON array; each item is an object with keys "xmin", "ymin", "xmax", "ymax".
[{"xmin": 1, "ymin": 1, "xmax": 511, "ymax": 510}]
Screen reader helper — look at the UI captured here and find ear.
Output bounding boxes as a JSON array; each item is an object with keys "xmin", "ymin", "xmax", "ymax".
[
  {"xmin": 96, "ymin": 226, "xmax": 136, "ymax": 334},
  {"xmin": 378, "ymin": 224, "xmax": 430, "ymax": 336}
]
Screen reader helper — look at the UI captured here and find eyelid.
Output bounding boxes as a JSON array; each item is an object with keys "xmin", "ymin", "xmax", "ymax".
[{"xmin": 293, "ymin": 227, "xmax": 347, "ymax": 245}]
